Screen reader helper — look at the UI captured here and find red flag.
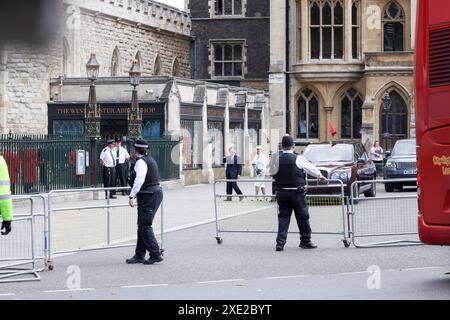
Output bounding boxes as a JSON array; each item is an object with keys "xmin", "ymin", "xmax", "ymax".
[{"xmin": 329, "ymin": 122, "xmax": 337, "ymax": 138}]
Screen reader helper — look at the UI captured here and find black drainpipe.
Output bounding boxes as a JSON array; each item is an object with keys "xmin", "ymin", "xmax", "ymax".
[{"xmin": 285, "ymin": 0, "xmax": 291, "ymax": 135}]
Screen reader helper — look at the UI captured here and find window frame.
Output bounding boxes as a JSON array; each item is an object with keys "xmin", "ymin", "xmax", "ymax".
[
  {"xmin": 382, "ymin": 0, "xmax": 405, "ymax": 52},
  {"xmin": 351, "ymin": 0, "xmax": 361, "ymax": 60},
  {"xmin": 212, "ymin": 0, "xmax": 245, "ymax": 17},
  {"xmin": 309, "ymin": 0, "xmax": 345, "ymax": 61},
  {"xmin": 340, "ymin": 89, "xmax": 363, "ymax": 140},
  {"xmin": 297, "ymin": 88, "xmax": 320, "ymax": 140},
  {"xmin": 210, "ymin": 40, "xmax": 246, "ymax": 79}
]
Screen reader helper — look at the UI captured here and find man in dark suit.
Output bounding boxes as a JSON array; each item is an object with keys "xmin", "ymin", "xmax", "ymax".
[{"xmin": 223, "ymin": 146, "xmax": 243, "ymax": 201}]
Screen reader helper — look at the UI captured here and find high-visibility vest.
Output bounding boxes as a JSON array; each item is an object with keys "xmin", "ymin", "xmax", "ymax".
[{"xmin": 0, "ymin": 156, "xmax": 11, "ymax": 199}]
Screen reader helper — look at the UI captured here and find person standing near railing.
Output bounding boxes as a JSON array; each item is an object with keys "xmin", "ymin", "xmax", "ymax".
[
  {"xmin": 251, "ymin": 146, "xmax": 269, "ymax": 200},
  {"xmin": 99, "ymin": 139, "xmax": 117, "ymax": 199},
  {"xmin": 274, "ymin": 135, "xmax": 326, "ymax": 252},
  {"xmin": 114, "ymin": 137, "xmax": 130, "ymax": 196},
  {"xmin": 223, "ymin": 146, "xmax": 243, "ymax": 202},
  {"xmin": 126, "ymin": 139, "xmax": 164, "ymax": 265},
  {"xmin": 0, "ymin": 155, "xmax": 13, "ymax": 236}
]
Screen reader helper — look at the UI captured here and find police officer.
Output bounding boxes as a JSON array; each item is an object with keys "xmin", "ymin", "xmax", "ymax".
[
  {"xmin": 126, "ymin": 139, "xmax": 164, "ymax": 265},
  {"xmin": 274, "ymin": 135, "xmax": 326, "ymax": 251},
  {"xmin": 99, "ymin": 139, "xmax": 117, "ymax": 199},
  {"xmin": 0, "ymin": 154, "xmax": 13, "ymax": 236},
  {"xmin": 114, "ymin": 137, "xmax": 130, "ymax": 195}
]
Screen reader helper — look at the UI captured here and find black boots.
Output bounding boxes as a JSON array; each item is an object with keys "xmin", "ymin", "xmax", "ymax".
[
  {"xmin": 143, "ymin": 256, "xmax": 164, "ymax": 265},
  {"xmin": 299, "ymin": 242, "xmax": 318, "ymax": 249},
  {"xmin": 126, "ymin": 256, "xmax": 146, "ymax": 264}
]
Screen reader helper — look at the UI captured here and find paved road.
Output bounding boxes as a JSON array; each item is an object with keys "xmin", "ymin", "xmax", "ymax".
[{"xmin": 1, "ymin": 220, "xmax": 449, "ymax": 300}]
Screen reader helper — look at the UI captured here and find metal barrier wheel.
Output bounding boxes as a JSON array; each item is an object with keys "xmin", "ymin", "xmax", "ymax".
[
  {"xmin": 216, "ymin": 237, "xmax": 223, "ymax": 245},
  {"xmin": 343, "ymin": 240, "xmax": 351, "ymax": 248}
]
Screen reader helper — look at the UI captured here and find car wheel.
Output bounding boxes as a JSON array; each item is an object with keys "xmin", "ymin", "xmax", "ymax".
[
  {"xmin": 364, "ymin": 182, "xmax": 377, "ymax": 198},
  {"xmin": 385, "ymin": 183, "xmax": 395, "ymax": 193}
]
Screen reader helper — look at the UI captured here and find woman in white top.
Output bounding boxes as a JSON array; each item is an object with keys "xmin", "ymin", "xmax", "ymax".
[
  {"xmin": 252, "ymin": 146, "xmax": 268, "ymax": 199},
  {"xmin": 370, "ymin": 140, "xmax": 384, "ymax": 176}
]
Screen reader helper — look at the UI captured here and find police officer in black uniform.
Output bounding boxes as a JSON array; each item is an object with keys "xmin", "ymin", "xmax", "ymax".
[
  {"xmin": 126, "ymin": 139, "xmax": 164, "ymax": 265},
  {"xmin": 274, "ymin": 135, "xmax": 326, "ymax": 251}
]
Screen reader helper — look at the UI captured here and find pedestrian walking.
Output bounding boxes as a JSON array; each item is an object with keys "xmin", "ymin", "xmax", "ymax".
[
  {"xmin": 99, "ymin": 139, "xmax": 117, "ymax": 199},
  {"xmin": 126, "ymin": 139, "xmax": 164, "ymax": 265},
  {"xmin": 114, "ymin": 137, "xmax": 131, "ymax": 195},
  {"xmin": 223, "ymin": 146, "xmax": 243, "ymax": 201},
  {"xmin": 251, "ymin": 146, "xmax": 268, "ymax": 200},
  {"xmin": 274, "ymin": 135, "xmax": 326, "ymax": 252},
  {"xmin": 0, "ymin": 154, "xmax": 13, "ymax": 236},
  {"xmin": 370, "ymin": 141, "xmax": 384, "ymax": 176}
]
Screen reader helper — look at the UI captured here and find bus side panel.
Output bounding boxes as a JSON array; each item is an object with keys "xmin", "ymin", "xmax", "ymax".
[{"xmin": 420, "ymin": 127, "xmax": 450, "ymax": 226}]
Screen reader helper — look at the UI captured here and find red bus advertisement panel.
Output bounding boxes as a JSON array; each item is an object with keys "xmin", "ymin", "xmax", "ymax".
[{"xmin": 415, "ymin": 0, "xmax": 450, "ymax": 245}]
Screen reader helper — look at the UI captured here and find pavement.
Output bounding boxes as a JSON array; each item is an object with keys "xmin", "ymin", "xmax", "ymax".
[{"xmin": 1, "ymin": 181, "xmax": 449, "ymax": 300}]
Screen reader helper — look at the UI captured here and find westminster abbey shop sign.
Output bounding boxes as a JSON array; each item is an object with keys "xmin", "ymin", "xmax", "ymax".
[{"xmin": 48, "ymin": 102, "xmax": 165, "ymax": 138}]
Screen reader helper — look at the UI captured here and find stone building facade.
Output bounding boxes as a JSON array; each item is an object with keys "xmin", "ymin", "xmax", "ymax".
[
  {"xmin": 188, "ymin": 0, "xmax": 270, "ymax": 91},
  {"xmin": 0, "ymin": 0, "xmax": 192, "ymax": 135},
  {"xmin": 269, "ymin": 0, "xmax": 417, "ymax": 152}
]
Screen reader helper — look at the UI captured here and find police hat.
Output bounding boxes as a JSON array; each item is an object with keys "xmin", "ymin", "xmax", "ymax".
[
  {"xmin": 107, "ymin": 139, "xmax": 115, "ymax": 145},
  {"xmin": 134, "ymin": 139, "xmax": 149, "ymax": 149},
  {"xmin": 281, "ymin": 135, "xmax": 294, "ymax": 149}
]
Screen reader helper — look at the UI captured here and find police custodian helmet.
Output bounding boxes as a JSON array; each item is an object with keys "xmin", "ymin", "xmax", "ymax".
[{"xmin": 134, "ymin": 139, "xmax": 149, "ymax": 149}]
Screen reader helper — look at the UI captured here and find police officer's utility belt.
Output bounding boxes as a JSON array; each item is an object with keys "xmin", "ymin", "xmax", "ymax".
[
  {"xmin": 138, "ymin": 184, "xmax": 161, "ymax": 194},
  {"xmin": 280, "ymin": 186, "xmax": 307, "ymax": 193}
]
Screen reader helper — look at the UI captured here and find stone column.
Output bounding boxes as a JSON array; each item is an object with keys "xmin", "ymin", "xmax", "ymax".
[
  {"xmin": 361, "ymin": 97, "xmax": 375, "ymax": 151},
  {"xmin": 166, "ymin": 80, "xmax": 183, "ymax": 184},
  {"xmin": 324, "ymin": 105, "xmax": 334, "ymax": 141},
  {"xmin": 301, "ymin": 0, "xmax": 309, "ymax": 61},
  {"xmin": 345, "ymin": 0, "xmax": 353, "ymax": 62},
  {"xmin": 201, "ymin": 85, "xmax": 214, "ymax": 183},
  {"xmin": 224, "ymin": 88, "xmax": 231, "ymax": 153},
  {"xmin": 411, "ymin": 0, "xmax": 417, "ymax": 50},
  {"xmin": 243, "ymin": 91, "xmax": 252, "ymax": 176},
  {"xmin": 269, "ymin": 0, "xmax": 286, "ymax": 153}
]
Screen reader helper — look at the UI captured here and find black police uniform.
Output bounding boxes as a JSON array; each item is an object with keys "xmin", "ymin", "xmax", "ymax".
[
  {"xmin": 129, "ymin": 154, "xmax": 163, "ymax": 263},
  {"xmin": 275, "ymin": 152, "xmax": 314, "ymax": 250}
]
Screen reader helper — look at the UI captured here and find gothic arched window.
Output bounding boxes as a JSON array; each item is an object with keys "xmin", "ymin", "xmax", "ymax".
[
  {"xmin": 297, "ymin": 88, "xmax": 319, "ymax": 139},
  {"xmin": 352, "ymin": 0, "xmax": 360, "ymax": 59},
  {"xmin": 341, "ymin": 89, "xmax": 363, "ymax": 139},
  {"xmin": 153, "ymin": 54, "xmax": 162, "ymax": 76},
  {"xmin": 111, "ymin": 47, "xmax": 120, "ymax": 76},
  {"xmin": 310, "ymin": 0, "xmax": 344, "ymax": 60},
  {"xmin": 383, "ymin": 1, "xmax": 405, "ymax": 52},
  {"xmin": 171, "ymin": 57, "xmax": 180, "ymax": 77}
]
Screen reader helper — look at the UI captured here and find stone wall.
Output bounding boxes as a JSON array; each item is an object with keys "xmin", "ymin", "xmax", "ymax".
[{"xmin": 0, "ymin": 0, "xmax": 192, "ymax": 134}]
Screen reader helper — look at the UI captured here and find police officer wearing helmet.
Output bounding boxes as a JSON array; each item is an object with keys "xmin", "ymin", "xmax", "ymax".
[
  {"xmin": 273, "ymin": 135, "xmax": 326, "ymax": 251},
  {"xmin": 126, "ymin": 139, "xmax": 164, "ymax": 265}
]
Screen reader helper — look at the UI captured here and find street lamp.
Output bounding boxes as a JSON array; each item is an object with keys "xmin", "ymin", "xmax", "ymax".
[
  {"xmin": 127, "ymin": 60, "xmax": 143, "ymax": 140},
  {"xmin": 382, "ymin": 92, "xmax": 392, "ymax": 150},
  {"xmin": 84, "ymin": 53, "xmax": 101, "ymax": 139}
]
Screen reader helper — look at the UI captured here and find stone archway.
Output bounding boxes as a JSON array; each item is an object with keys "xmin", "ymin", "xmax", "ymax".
[{"xmin": 379, "ymin": 90, "xmax": 408, "ymax": 150}]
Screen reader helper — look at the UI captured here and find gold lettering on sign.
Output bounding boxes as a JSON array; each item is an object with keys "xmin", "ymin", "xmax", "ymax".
[
  {"xmin": 433, "ymin": 155, "xmax": 450, "ymax": 176},
  {"xmin": 57, "ymin": 108, "xmax": 84, "ymax": 114}
]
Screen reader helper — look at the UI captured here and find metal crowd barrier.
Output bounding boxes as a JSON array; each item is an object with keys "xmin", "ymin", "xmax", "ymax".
[
  {"xmin": 349, "ymin": 179, "xmax": 421, "ymax": 248},
  {"xmin": 0, "ymin": 195, "xmax": 47, "ymax": 283},
  {"xmin": 46, "ymin": 187, "xmax": 164, "ymax": 269},
  {"xmin": 213, "ymin": 179, "xmax": 351, "ymax": 248}
]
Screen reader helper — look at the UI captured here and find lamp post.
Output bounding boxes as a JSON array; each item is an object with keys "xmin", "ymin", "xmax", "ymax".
[
  {"xmin": 127, "ymin": 59, "xmax": 143, "ymax": 140},
  {"xmin": 382, "ymin": 92, "xmax": 392, "ymax": 150},
  {"xmin": 84, "ymin": 53, "xmax": 101, "ymax": 139}
]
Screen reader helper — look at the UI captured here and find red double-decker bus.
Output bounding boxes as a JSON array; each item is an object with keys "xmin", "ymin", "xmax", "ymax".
[{"xmin": 415, "ymin": 0, "xmax": 450, "ymax": 245}]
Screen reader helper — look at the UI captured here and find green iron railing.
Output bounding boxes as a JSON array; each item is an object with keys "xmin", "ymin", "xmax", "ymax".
[{"xmin": 0, "ymin": 134, "xmax": 180, "ymax": 195}]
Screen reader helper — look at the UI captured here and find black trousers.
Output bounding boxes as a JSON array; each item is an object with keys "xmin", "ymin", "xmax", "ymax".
[
  {"xmin": 103, "ymin": 167, "xmax": 116, "ymax": 197},
  {"xmin": 226, "ymin": 180, "xmax": 243, "ymax": 200},
  {"xmin": 276, "ymin": 190, "xmax": 312, "ymax": 245},
  {"xmin": 115, "ymin": 163, "xmax": 128, "ymax": 194},
  {"xmin": 135, "ymin": 188, "xmax": 163, "ymax": 259}
]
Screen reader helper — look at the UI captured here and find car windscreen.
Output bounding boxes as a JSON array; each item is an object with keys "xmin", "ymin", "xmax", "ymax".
[
  {"xmin": 303, "ymin": 144, "xmax": 354, "ymax": 162},
  {"xmin": 392, "ymin": 140, "xmax": 416, "ymax": 156}
]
